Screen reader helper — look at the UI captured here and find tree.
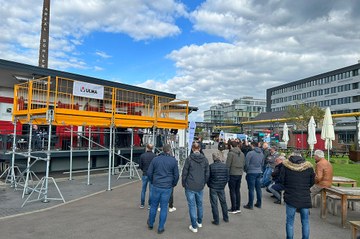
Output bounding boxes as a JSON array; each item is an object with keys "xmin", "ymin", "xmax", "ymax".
[{"xmin": 285, "ymin": 104, "xmax": 325, "ymax": 131}]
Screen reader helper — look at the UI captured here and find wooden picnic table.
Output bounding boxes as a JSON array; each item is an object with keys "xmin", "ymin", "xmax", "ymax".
[
  {"xmin": 332, "ymin": 176, "xmax": 358, "ymax": 187},
  {"xmin": 321, "ymin": 187, "xmax": 360, "ymax": 228}
]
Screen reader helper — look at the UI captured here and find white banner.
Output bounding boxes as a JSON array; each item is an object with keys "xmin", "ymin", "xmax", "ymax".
[{"xmin": 73, "ymin": 81, "xmax": 104, "ymax": 100}]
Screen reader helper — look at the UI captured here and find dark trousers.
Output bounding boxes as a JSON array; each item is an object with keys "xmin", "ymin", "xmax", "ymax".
[
  {"xmin": 169, "ymin": 188, "xmax": 174, "ymax": 208},
  {"xmin": 228, "ymin": 175, "xmax": 242, "ymax": 211},
  {"xmin": 209, "ymin": 188, "xmax": 228, "ymax": 223}
]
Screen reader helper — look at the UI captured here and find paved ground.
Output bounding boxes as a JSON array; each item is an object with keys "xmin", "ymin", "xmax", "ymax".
[{"xmin": 0, "ymin": 148, "xmax": 359, "ymax": 239}]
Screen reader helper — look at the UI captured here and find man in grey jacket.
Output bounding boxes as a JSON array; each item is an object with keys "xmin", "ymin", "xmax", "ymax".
[
  {"xmin": 226, "ymin": 141, "xmax": 245, "ymax": 214},
  {"xmin": 244, "ymin": 141, "xmax": 264, "ymax": 210},
  {"xmin": 182, "ymin": 142, "xmax": 210, "ymax": 233}
]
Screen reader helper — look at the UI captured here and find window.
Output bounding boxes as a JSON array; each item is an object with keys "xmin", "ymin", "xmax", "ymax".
[
  {"xmin": 331, "ymin": 99, "xmax": 337, "ymax": 105},
  {"xmin": 353, "ymin": 83, "xmax": 359, "ymax": 89},
  {"xmin": 352, "ymin": 69, "xmax": 359, "ymax": 76},
  {"xmin": 324, "ymin": 88, "xmax": 329, "ymax": 94},
  {"xmin": 331, "ymin": 87, "xmax": 336, "ymax": 93}
]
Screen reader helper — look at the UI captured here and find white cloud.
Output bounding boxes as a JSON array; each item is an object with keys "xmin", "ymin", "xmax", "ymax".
[{"xmin": 95, "ymin": 51, "xmax": 111, "ymax": 59}]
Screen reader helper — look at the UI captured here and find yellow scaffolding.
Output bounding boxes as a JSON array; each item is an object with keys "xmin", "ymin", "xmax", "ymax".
[{"xmin": 13, "ymin": 76, "xmax": 189, "ymax": 129}]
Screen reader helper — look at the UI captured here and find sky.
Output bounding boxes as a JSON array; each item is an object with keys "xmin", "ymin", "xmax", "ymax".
[{"xmin": 1, "ymin": 0, "xmax": 360, "ymax": 122}]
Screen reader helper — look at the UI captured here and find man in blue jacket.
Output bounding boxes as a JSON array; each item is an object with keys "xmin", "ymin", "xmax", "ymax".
[
  {"xmin": 139, "ymin": 144, "xmax": 156, "ymax": 209},
  {"xmin": 147, "ymin": 144, "xmax": 179, "ymax": 234},
  {"xmin": 244, "ymin": 141, "xmax": 264, "ymax": 209},
  {"xmin": 182, "ymin": 142, "xmax": 210, "ymax": 233}
]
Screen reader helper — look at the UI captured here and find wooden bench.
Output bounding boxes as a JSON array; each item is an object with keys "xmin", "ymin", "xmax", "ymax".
[{"xmin": 349, "ymin": 221, "xmax": 360, "ymax": 239}]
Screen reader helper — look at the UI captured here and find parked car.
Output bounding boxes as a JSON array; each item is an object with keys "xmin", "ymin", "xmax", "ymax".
[{"xmin": 202, "ymin": 139, "xmax": 215, "ymax": 145}]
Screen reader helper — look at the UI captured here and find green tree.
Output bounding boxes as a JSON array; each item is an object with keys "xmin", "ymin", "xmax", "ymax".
[{"xmin": 285, "ymin": 103, "xmax": 325, "ymax": 131}]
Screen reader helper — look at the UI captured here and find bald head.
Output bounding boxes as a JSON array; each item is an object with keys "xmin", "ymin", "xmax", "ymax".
[{"xmin": 146, "ymin": 144, "xmax": 153, "ymax": 151}]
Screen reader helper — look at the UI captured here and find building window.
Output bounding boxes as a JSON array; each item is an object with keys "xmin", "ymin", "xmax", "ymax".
[
  {"xmin": 352, "ymin": 69, "xmax": 359, "ymax": 76},
  {"xmin": 353, "ymin": 82, "xmax": 359, "ymax": 89},
  {"xmin": 331, "ymin": 87, "xmax": 336, "ymax": 93}
]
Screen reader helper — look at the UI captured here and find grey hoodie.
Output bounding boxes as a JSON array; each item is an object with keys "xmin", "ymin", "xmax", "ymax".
[
  {"xmin": 226, "ymin": 147, "xmax": 245, "ymax": 175},
  {"xmin": 244, "ymin": 147, "xmax": 264, "ymax": 174}
]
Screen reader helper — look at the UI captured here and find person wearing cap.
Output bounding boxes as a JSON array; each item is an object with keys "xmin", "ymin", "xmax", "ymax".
[
  {"xmin": 207, "ymin": 152, "xmax": 230, "ymax": 225},
  {"xmin": 280, "ymin": 152, "xmax": 315, "ymax": 239},
  {"xmin": 310, "ymin": 149, "xmax": 333, "ymax": 206}
]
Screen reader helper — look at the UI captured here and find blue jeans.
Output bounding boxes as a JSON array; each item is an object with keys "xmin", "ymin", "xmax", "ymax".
[
  {"xmin": 245, "ymin": 173, "xmax": 262, "ymax": 207},
  {"xmin": 286, "ymin": 203, "xmax": 310, "ymax": 239},
  {"xmin": 185, "ymin": 189, "xmax": 204, "ymax": 229},
  {"xmin": 209, "ymin": 188, "xmax": 228, "ymax": 223},
  {"xmin": 261, "ymin": 167, "xmax": 273, "ymax": 187},
  {"xmin": 228, "ymin": 175, "xmax": 242, "ymax": 211},
  {"xmin": 148, "ymin": 186, "xmax": 172, "ymax": 231},
  {"xmin": 141, "ymin": 176, "xmax": 152, "ymax": 206},
  {"xmin": 268, "ymin": 182, "xmax": 284, "ymax": 201}
]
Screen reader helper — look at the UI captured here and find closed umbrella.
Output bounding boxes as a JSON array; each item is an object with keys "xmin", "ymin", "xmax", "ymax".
[
  {"xmin": 307, "ymin": 116, "xmax": 317, "ymax": 158},
  {"xmin": 321, "ymin": 107, "xmax": 335, "ymax": 161},
  {"xmin": 357, "ymin": 120, "xmax": 360, "ymax": 148},
  {"xmin": 282, "ymin": 123, "xmax": 289, "ymax": 149}
]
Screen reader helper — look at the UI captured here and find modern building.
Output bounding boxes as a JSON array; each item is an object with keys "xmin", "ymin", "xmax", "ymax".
[
  {"xmin": 204, "ymin": 97, "xmax": 266, "ymax": 124},
  {"xmin": 267, "ymin": 63, "xmax": 360, "ymax": 114}
]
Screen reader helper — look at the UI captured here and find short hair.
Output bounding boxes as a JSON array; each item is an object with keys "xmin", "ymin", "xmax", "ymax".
[
  {"xmin": 271, "ymin": 146, "xmax": 277, "ymax": 151},
  {"xmin": 212, "ymin": 152, "xmax": 221, "ymax": 161},
  {"xmin": 230, "ymin": 141, "xmax": 238, "ymax": 148},
  {"xmin": 290, "ymin": 150, "xmax": 302, "ymax": 157},
  {"xmin": 146, "ymin": 144, "xmax": 153, "ymax": 151},
  {"xmin": 163, "ymin": 144, "xmax": 172, "ymax": 153},
  {"xmin": 192, "ymin": 142, "xmax": 201, "ymax": 150},
  {"xmin": 250, "ymin": 141, "xmax": 258, "ymax": 147},
  {"xmin": 314, "ymin": 150, "xmax": 324, "ymax": 158}
]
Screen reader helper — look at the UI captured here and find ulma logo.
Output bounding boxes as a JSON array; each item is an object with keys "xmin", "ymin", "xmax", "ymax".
[{"xmin": 80, "ymin": 86, "xmax": 98, "ymax": 94}]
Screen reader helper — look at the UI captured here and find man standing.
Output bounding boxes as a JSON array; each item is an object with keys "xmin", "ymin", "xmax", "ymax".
[
  {"xmin": 208, "ymin": 152, "xmax": 230, "ymax": 225},
  {"xmin": 147, "ymin": 144, "xmax": 179, "ymax": 234},
  {"xmin": 182, "ymin": 142, "xmax": 209, "ymax": 233},
  {"xmin": 280, "ymin": 152, "xmax": 315, "ymax": 239},
  {"xmin": 226, "ymin": 141, "xmax": 245, "ymax": 214},
  {"xmin": 310, "ymin": 150, "xmax": 333, "ymax": 206},
  {"xmin": 244, "ymin": 141, "xmax": 264, "ymax": 210},
  {"xmin": 139, "ymin": 144, "xmax": 156, "ymax": 209}
]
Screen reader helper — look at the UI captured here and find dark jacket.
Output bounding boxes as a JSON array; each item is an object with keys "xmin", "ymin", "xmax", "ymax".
[
  {"xmin": 271, "ymin": 162, "xmax": 283, "ymax": 184},
  {"xmin": 280, "ymin": 156, "xmax": 315, "ymax": 209},
  {"xmin": 207, "ymin": 161, "xmax": 229, "ymax": 190},
  {"xmin": 244, "ymin": 147, "xmax": 264, "ymax": 174},
  {"xmin": 139, "ymin": 151, "xmax": 156, "ymax": 176},
  {"xmin": 241, "ymin": 145, "xmax": 252, "ymax": 156},
  {"xmin": 182, "ymin": 152, "xmax": 210, "ymax": 192},
  {"xmin": 226, "ymin": 147, "xmax": 245, "ymax": 175},
  {"xmin": 147, "ymin": 153, "xmax": 179, "ymax": 189}
]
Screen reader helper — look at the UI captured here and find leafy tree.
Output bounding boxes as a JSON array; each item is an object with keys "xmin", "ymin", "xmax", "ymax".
[{"xmin": 285, "ymin": 103, "xmax": 325, "ymax": 131}]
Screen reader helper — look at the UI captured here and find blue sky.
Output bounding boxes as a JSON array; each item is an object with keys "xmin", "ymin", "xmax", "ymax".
[{"xmin": 1, "ymin": 0, "xmax": 360, "ymax": 121}]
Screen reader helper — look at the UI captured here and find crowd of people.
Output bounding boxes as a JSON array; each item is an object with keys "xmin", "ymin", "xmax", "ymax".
[{"xmin": 138, "ymin": 138, "xmax": 334, "ymax": 239}]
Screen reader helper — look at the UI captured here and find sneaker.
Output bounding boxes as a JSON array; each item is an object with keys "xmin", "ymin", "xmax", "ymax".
[
  {"xmin": 228, "ymin": 209, "xmax": 237, "ymax": 214},
  {"xmin": 148, "ymin": 206, "xmax": 151, "ymax": 210},
  {"xmin": 158, "ymin": 229, "xmax": 165, "ymax": 234},
  {"xmin": 254, "ymin": 203, "xmax": 261, "ymax": 208},
  {"xmin": 147, "ymin": 220, "xmax": 153, "ymax": 230},
  {"xmin": 157, "ymin": 207, "xmax": 161, "ymax": 212},
  {"xmin": 235, "ymin": 209, "xmax": 241, "ymax": 213},
  {"xmin": 274, "ymin": 200, "xmax": 281, "ymax": 204},
  {"xmin": 139, "ymin": 205, "xmax": 144, "ymax": 209},
  {"xmin": 169, "ymin": 207, "xmax": 177, "ymax": 213},
  {"xmin": 196, "ymin": 222, "xmax": 202, "ymax": 228},
  {"xmin": 189, "ymin": 225, "xmax": 198, "ymax": 233},
  {"xmin": 211, "ymin": 221, "xmax": 219, "ymax": 225}
]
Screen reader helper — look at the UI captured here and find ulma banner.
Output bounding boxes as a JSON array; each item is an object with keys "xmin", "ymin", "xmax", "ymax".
[{"xmin": 73, "ymin": 81, "xmax": 104, "ymax": 100}]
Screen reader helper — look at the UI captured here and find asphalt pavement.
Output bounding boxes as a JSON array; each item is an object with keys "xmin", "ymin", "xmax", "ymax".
[{"xmin": 0, "ymin": 147, "xmax": 358, "ymax": 239}]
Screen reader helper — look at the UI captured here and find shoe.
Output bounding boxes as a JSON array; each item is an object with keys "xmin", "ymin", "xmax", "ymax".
[
  {"xmin": 148, "ymin": 206, "xmax": 151, "ymax": 210},
  {"xmin": 254, "ymin": 203, "xmax": 261, "ymax": 208},
  {"xmin": 157, "ymin": 207, "xmax": 161, "ymax": 212},
  {"xmin": 223, "ymin": 219, "xmax": 229, "ymax": 223},
  {"xmin": 274, "ymin": 200, "xmax": 281, "ymax": 204},
  {"xmin": 158, "ymin": 229, "xmax": 165, "ymax": 234},
  {"xmin": 235, "ymin": 209, "xmax": 241, "ymax": 213},
  {"xmin": 169, "ymin": 207, "xmax": 177, "ymax": 213},
  {"xmin": 211, "ymin": 221, "xmax": 219, "ymax": 225},
  {"xmin": 139, "ymin": 205, "xmax": 144, "ymax": 209},
  {"xmin": 266, "ymin": 188, "xmax": 271, "ymax": 193},
  {"xmin": 243, "ymin": 205, "xmax": 253, "ymax": 210},
  {"xmin": 228, "ymin": 209, "xmax": 237, "ymax": 214},
  {"xmin": 196, "ymin": 222, "xmax": 202, "ymax": 228},
  {"xmin": 189, "ymin": 225, "xmax": 198, "ymax": 233},
  {"xmin": 147, "ymin": 220, "xmax": 153, "ymax": 230}
]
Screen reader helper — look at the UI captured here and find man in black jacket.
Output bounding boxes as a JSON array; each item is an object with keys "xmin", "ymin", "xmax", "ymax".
[
  {"xmin": 139, "ymin": 144, "xmax": 156, "ymax": 209},
  {"xmin": 182, "ymin": 142, "xmax": 209, "ymax": 233},
  {"xmin": 280, "ymin": 152, "xmax": 315, "ymax": 239},
  {"xmin": 208, "ymin": 152, "xmax": 230, "ymax": 225}
]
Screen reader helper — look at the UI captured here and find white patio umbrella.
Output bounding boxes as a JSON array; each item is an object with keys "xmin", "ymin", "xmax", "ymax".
[
  {"xmin": 307, "ymin": 116, "xmax": 317, "ymax": 158},
  {"xmin": 357, "ymin": 120, "xmax": 360, "ymax": 148},
  {"xmin": 321, "ymin": 107, "xmax": 335, "ymax": 161},
  {"xmin": 282, "ymin": 123, "xmax": 289, "ymax": 149}
]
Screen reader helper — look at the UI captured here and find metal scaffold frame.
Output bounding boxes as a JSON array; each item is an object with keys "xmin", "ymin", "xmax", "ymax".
[{"xmin": 5, "ymin": 75, "xmax": 189, "ymax": 206}]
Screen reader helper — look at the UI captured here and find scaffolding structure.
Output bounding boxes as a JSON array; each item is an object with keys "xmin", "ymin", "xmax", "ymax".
[{"xmin": 8, "ymin": 76, "xmax": 189, "ymax": 205}]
